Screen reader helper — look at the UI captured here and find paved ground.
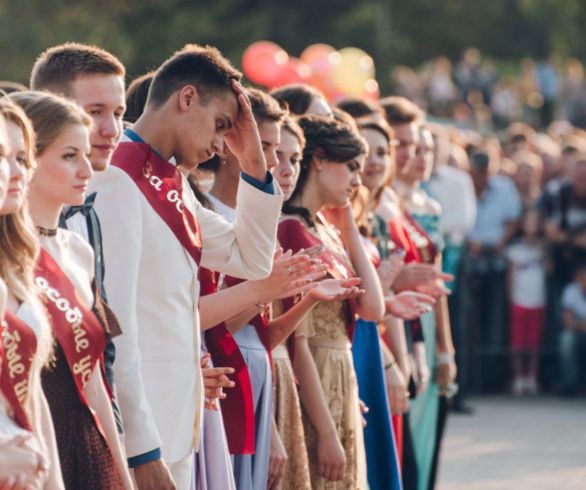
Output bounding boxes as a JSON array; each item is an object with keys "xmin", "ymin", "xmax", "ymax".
[{"xmin": 437, "ymin": 395, "xmax": 586, "ymax": 489}]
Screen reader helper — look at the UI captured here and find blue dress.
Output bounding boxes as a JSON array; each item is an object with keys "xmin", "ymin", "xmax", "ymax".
[{"xmin": 352, "ymin": 318, "xmax": 403, "ymax": 490}]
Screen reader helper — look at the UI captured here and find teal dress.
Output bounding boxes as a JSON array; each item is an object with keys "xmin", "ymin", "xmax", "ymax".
[{"xmin": 406, "ymin": 206, "xmax": 444, "ymax": 490}]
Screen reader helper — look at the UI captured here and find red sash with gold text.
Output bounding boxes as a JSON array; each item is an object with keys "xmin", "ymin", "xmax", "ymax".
[
  {"xmin": 199, "ymin": 267, "xmax": 256, "ymax": 455},
  {"xmin": 35, "ymin": 249, "xmax": 107, "ymax": 434},
  {"xmin": 112, "ymin": 142, "xmax": 202, "ymax": 265},
  {"xmin": 0, "ymin": 311, "xmax": 37, "ymax": 430},
  {"xmin": 277, "ymin": 218, "xmax": 357, "ymax": 341}
]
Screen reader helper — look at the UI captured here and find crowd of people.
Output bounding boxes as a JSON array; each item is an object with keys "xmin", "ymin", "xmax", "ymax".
[
  {"xmin": 0, "ymin": 40, "xmax": 584, "ymax": 490},
  {"xmin": 392, "ymin": 47, "xmax": 586, "ymax": 131}
]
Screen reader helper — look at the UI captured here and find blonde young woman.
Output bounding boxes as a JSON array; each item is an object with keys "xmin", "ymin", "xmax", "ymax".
[
  {"xmin": 0, "ymin": 98, "xmax": 64, "ymax": 489},
  {"xmin": 11, "ymin": 91, "xmax": 133, "ymax": 489}
]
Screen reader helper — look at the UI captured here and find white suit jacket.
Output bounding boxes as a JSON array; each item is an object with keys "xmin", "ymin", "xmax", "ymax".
[{"xmin": 90, "ymin": 157, "xmax": 283, "ymax": 463}]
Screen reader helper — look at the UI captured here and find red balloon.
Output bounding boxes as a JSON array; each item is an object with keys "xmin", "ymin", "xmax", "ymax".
[
  {"xmin": 270, "ymin": 57, "xmax": 312, "ymax": 89},
  {"xmin": 242, "ymin": 41, "xmax": 288, "ymax": 87}
]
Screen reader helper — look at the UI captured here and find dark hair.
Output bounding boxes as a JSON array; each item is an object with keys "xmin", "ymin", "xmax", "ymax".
[
  {"xmin": 30, "ymin": 42, "xmax": 125, "ymax": 95},
  {"xmin": 125, "ymin": 71, "xmax": 155, "ymax": 123},
  {"xmin": 337, "ymin": 97, "xmax": 384, "ymax": 119},
  {"xmin": 379, "ymin": 96, "xmax": 424, "ymax": 125},
  {"xmin": 270, "ymin": 83, "xmax": 326, "ymax": 115},
  {"xmin": 197, "ymin": 154, "xmax": 220, "ymax": 173},
  {"xmin": 246, "ymin": 87, "xmax": 286, "ymax": 125},
  {"xmin": 359, "ymin": 121, "xmax": 393, "ymax": 145},
  {"xmin": 332, "ymin": 106, "xmax": 359, "ymax": 129},
  {"xmin": 187, "ymin": 174, "xmax": 213, "ymax": 210},
  {"xmin": 147, "ymin": 44, "xmax": 241, "ymax": 108},
  {"xmin": 283, "ymin": 115, "xmax": 367, "ymax": 225},
  {"xmin": 0, "ymin": 81, "xmax": 28, "ymax": 94},
  {"xmin": 505, "ymin": 122, "xmax": 535, "ymax": 145},
  {"xmin": 470, "ymin": 151, "xmax": 491, "ymax": 171}
]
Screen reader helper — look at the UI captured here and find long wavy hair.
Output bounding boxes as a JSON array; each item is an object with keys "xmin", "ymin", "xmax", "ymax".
[
  {"xmin": 0, "ymin": 98, "xmax": 38, "ymax": 304},
  {"xmin": 283, "ymin": 114, "xmax": 367, "ymax": 226},
  {"xmin": 0, "ymin": 97, "xmax": 53, "ymax": 432}
]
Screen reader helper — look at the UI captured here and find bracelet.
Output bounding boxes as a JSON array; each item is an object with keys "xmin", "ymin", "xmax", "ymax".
[{"xmin": 437, "ymin": 352, "xmax": 455, "ymax": 364}]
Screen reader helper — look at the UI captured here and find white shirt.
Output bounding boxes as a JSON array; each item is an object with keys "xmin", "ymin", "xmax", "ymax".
[
  {"xmin": 505, "ymin": 241, "xmax": 546, "ymax": 308},
  {"xmin": 427, "ymin": 165, "xmax": 477, "ymax": 245}
]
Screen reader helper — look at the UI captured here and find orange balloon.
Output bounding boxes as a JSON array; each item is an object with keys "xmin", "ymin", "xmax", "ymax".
[
  {"xmin": 300, "ymin": 44, "xmax": 337, "ymax": 64},
  {"xmin": 242, "ymin": 41, "xmax": 288, "ymax": 87},
  {"xmin": 363, "ymin": 79, "xmax": 380, "ymax": 100}
]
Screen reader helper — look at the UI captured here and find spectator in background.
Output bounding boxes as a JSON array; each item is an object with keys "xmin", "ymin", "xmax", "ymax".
[
  {"xmin": 559, "ymin": 263, "xmax": 586, "ymax": 395},
  {"xmin": 505, "ymin": 209, "xmax": 547, "ymax": 395},
  {"xmin": 534, "ymin": 58, "xmax": 561, "ymax": 127},
  {"xmin": 533, "ymin": 133, "xmax": 561, "ymax": 186},
  {"xmin": 541, "ymin": 152, "xmax": 586, "ymax": 375},
  {"xmin": 426, "ymin": 57, "xmax": 457, "ymax": 118},
  {"xmin": 459, "ymin": 150, "xmax": 521, "ymax": 393},
  {"xmin": 424, "ymin": 128, "xmax": 476, "ymax": 290},
  {"xmin": 512, "ymin": 151, "xmax": 543, "ymax": 211},
  {"xmin": 560, "ymin": 59, "xmax": 585, "ymax": 127}
]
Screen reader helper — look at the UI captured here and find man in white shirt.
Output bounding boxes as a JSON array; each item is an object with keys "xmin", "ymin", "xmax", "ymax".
[
  {"xmin": 91, "ymin": 44, "xmax": 283, "ymax": 489},
  {"xmin": 30, "ymin": 42, "xmax": 127, "ymax": 430}
]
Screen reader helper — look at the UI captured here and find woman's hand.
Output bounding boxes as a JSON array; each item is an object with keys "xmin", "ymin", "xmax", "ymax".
[
  {"xmin": 377, "ymin": 254, "xmax": 405, "ymax": 292},
  {"xmin": 393, "ymin": 263, "xmax": 453, "ymax": 292},
  {"xmin": 201, "ymin": 353, "xmax": 235, "ymax": 410},
  {"xmin": 384, "ymin": 363, "xmax": 409, "ymax": 415},
  {"xmin": 0, "ymin": 434, "xmax": 46, "ymax": 490},
  {"xmin": 308, "ymin": 278, "xmax": 364, "ymax": 303},
  {"xmin": 413, "ymin": 342, "xmax": 430, "ymax": 395},
  {"xmin": 415, "ymin": 279, "xmax": 452, "ymax": 299},
  {"xmin": 384, "ymin": 291, "xmax": 435, "ymax": 320},
  {"xmin": 251, "ymin": 249, "xmax": 327, "ymax": 304},
  {"xmin": 267, "ymin": 421, "xmax": 288, "ymax": 489},
  {"xmin": 317, "ymin": 431, "xmax": 346, "ymax": 481},
  {"xmin": 320, "ymin": 204, "xmax": 356, "ymax": 237}
]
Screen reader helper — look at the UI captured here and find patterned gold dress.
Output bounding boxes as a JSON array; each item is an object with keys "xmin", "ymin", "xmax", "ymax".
[
  {"xmin": 296, "ymin": 221, "xmax": 367, "ymax": 490},
  {"xmin": 271, "ymin": 341, "xmax": 312, "ymax": 489}
]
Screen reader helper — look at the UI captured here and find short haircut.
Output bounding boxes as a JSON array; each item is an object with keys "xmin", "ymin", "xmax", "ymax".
[
  {"xmin": 270, "ymin": 84, "xmax": 326, "ymax": 115},
  {"xmin": 146, "ymin": 44, "xmax": 241, "ymax": 109},
  {"xmin": 379, "ymin": 96, "xmax": 424, "ymax": 126},
  {"xmin": 337, "ymin": 97, "xmax": 384, "ymax": 120},
  {"xmin": 125, "ymin": 71, "xmax": 155, "ymax": 123},
  {"xmin": 10, "ymin": 91, "xmax": 92, "ymax": 156},
  {"xmin": 30, "ymin": 42, "xmax": 125, "ymax": 96},
  {"xmin": 246, "ymin": 87, "xmax": 286, "ymax": 125}
]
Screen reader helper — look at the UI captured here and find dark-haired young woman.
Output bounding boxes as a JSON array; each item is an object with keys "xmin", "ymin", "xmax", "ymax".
[{"xmin": 279, "ymin": 115, "xmax": 385, "ymax": 489}]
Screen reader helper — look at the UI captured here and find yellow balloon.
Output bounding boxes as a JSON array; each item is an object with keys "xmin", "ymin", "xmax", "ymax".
[{"xmin": 332, "ymin": 47, "xmax": 375, "ymax": 96}]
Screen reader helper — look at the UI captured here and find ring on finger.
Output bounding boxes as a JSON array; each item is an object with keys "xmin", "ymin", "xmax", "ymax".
[{"xmin": 287, "ymin": 265, "xmax": 293, "ymax": 274}]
